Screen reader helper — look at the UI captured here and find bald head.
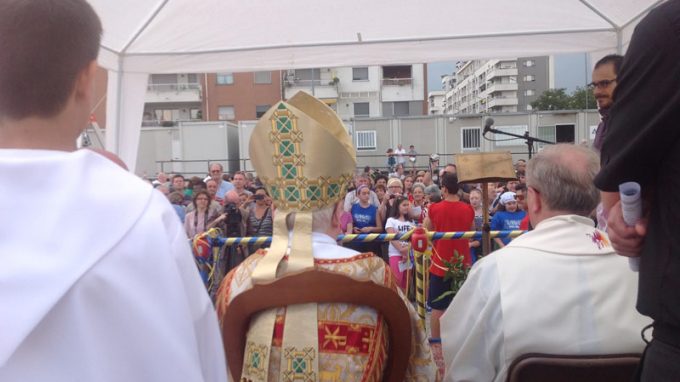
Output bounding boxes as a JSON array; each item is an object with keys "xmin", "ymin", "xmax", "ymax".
[
  {"xmin": 224, "ymin": 190, "xmax": 240, "ymax": 205},
  {"xmin": 526, "ymin": 144, "xmax": 600, "ymax": 217}
]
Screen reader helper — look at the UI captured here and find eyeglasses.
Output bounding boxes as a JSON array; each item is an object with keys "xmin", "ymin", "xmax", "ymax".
[
  {"xmin": 196, "ymin": 197, "xmax": 209, "ymax": 201},
  {"xmin": 587, "ymin": 78, "xmax": 616, "ymax": 89}
]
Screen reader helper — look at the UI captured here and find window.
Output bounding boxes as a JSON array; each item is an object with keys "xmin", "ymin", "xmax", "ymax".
[
  {"xmin": 254, "ymin": 71, "xmax": 272, "ymax": 84},
  {"xmin": 526, "ymin": 104, "xmax": 533, "ymax": 111},
  {"xmin": 295, "ymin": 68, "xmax": 321, "ymax": 85},
  {"xmin": 524, "ymin": 89, "xmax": 535, "ymax": 96},
  {"xmin": 537, "ymin": 125, "xmax": 576, "ymax": 147},
  {"xmin": 154, "ymin": 109, "xmax": 180, "ymax": 122},
  {"xmin": 218, "ymin": 106, "xmax": 235, "ymax": 120},
  {"xmin": 524, "ymin": 60, "xmax": 535, "ymax": 67},
  {"xmin": 216, "ymin": 73, "xmax": 234, "ymax": 85},
  {"xmin": 256, "ymin": 105, "xmax": 270, "ymax": 118},
  {"xmin": 461, "ymin": 127, "xmax": 481, "ymax": 151},
  {"xmin": 352, "ymin": 67, "xmax": 369, "ymax": 81},
  {"xmin": 190, "ymin": 108, "xmax": 201, "ymax": 119},
  {"xmin": 353, "ymin": 102, "xmax": 370, "ymax": 117},
  {"xmin": 523, "ymin": 75, "xmax": 535, "ymax": 82},
  {"xmin": 494, "ymin": 125, "xmax": 528, "ymax": 147},
  {"xmin": 393, "ymin": 101, "xmax": 410, "ymax": 116},
  {"xmin": 355, "ymin": 130, "xmax": 377, "ymax": 151}
]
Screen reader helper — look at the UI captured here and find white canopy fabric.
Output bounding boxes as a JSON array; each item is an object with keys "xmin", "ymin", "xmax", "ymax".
[{"xmin": 88, "ymin": 0, "xmax": 665, "ymax": 171}]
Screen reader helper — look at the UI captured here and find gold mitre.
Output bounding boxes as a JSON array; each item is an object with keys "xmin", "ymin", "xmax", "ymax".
[{"xmin": 249, "ymin": 91, "xmax": 356, "ymax": 212}]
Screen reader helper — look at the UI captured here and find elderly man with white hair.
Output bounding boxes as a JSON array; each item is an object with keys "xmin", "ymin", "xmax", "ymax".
[{"xmin": 441, "ymin": 144, "xmax": 650, "ymax": 382}]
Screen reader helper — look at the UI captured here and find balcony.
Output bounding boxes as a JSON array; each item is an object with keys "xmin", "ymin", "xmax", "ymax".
[
  {"xmin": 381, "ymin": 78, "xmax": 412, "ymax": 86},
  {"xmin": 487, "ymin": 68, "xmax": 518, "ymax": 80},
  {"xmin": 487, "ymin": 82, "xmax": 519, "ymax": 93},
  {"xmin": 141, "ymin": 118, "xmax": 203, "ymax": 127},
  {"xmin": 284, "ymin": 79, "xmax": 339, "ymax": 100},
  {"xmin": 487, "ymin": 96, "xmax": 519, "ymax": 108},
  {"xmin": 145, "ymin": 83, "xmax": 202, "ymax": 103}
]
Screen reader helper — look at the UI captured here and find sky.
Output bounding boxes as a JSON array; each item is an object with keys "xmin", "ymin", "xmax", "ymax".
[{"xmin": 427, "ymin": 53, "xmax": 593, "ymax": 94}]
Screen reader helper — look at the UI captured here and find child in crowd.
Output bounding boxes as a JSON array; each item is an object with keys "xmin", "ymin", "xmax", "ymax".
[
  {"xmin": 385, "ymin": 197, "xmax": 415, "ymax": 290},
  {"xmin": 490, "ymin": 191, "xmax": 526, "ymax": 248},
  {"xmin": 386, "ymin": 148, "xmax": 396, "ymax": 172}
]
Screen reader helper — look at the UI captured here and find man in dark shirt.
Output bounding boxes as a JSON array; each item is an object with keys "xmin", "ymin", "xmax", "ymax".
[
  {"xmin": 590, "ymin": 54, "xmax": 623, "ymax": 152},
  {"xmin": 594, "ymin": 1, "xmax": 680, "ymax": 380}
]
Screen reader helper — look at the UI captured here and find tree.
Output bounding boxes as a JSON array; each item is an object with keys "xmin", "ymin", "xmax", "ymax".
[
  {"xmin": 569, "ymin": 86, "xmax": 597, "ymax": 110},
  {"xmin": 530, "ymin": 88, "xmax": 572, "ymax": 110}
]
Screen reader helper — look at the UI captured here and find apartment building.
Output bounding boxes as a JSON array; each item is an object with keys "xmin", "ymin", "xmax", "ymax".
[
  {"xmin": 444, "ymin": 57, "xmax": 553, "ymax": 115},
  {"xmin": 204, "ymin": 71, "xmax": 282, "ymax": 122},
  {"xmin": 428, "ymin": 91, "xmax": 445, "ymax": 114},
  {"xmin": 283, "ymin": 64, "xmax": 427, "ymax": 121}
]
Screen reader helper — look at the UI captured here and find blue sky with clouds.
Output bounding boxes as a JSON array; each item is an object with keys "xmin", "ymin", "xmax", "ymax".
[{"xmin": 427, "ymin": 53, "xmax": 593, "ymax": 94}]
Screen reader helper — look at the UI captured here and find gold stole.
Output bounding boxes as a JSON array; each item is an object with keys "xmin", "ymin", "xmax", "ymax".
[{"xmin": 241, "ymin": 211, "xmax": 319, "ymax": 382}]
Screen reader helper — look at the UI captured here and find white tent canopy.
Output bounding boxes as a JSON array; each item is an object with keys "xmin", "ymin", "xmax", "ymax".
[{"xmin": 88, "ymin": 0, "xmax": 665, "ymax": 171}]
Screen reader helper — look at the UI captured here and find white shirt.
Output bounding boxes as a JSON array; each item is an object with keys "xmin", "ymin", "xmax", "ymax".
[
  {"xmin": 395, "ymin": 147, "xmax": 406, "ymax": 164},
  {"xmin": 385, "ymin": 217, "xmax": 415, "ymax": 257},
  {"xmin": 441, "ymin": 215, "xmax": 650, "ymax": 382},
  {"xmin": 0, "ymin": 149, "xmax": 226, "ymax": 382}
]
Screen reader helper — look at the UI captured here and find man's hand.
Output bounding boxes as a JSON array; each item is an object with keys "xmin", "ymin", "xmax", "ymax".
[{"xmin": 607, "ymin": 200, "xmax": 648, "ymax": 257}]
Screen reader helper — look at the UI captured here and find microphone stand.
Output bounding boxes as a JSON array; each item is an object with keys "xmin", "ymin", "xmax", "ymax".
[{"xmin": 484, "ymin": 126, "xmax": 554, "ymax": 159}]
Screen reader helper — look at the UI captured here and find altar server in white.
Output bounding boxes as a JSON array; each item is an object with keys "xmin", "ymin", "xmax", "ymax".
[
  {"xmin": 0, "ymin": 1, "xmax": 226, "ymax": 380},
  {"xmin": 441, "ymin": 144, "xmax": 650, "ymax": 382}
]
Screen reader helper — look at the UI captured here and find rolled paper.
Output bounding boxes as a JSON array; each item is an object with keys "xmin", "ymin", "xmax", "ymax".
[{"xmin": 619, "ymin": 181, "xmax": 642, "ymax": 271}]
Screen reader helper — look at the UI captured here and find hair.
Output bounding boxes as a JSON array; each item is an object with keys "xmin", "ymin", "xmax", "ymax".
[
  {"xmin": 470, "ymin": 188, "xmax": 483, "ymax": 197},
  {"xmin": 254, "ymin": 186, "xmax": 269, "ymax": 196},
  {"xmin": 389, "ymin": 197, "xmax": 410, "ymax": 220},
  {"xmin": 375, "ymin": 174, "xmax": 388, "ymax": 184},
  {"xmin": 0, "ymin": 0, "xmax": 102, "ymax": 120},
  {"xmin": 374, "ymin": 184, "xmax": 386, "ymax": 193},
  {"xmin": 168, "ymin": 192, "xmax": 184, "ymax": 205},
  {"xmin": 411, "ymin": 182, "xmax": 426, "ymax": 194},
  {"xmin": 192, "ymin": 190, "xmax": 210, "ymax": 206},
  {"xmin": 210, "ymin": 163, "xmax": 224, "ymax": 171},
  {"xmin": 172, "ymin": 174, "xmax": 185, "ymax": 181},
  {"xmin": 424, "ymin": 184, "xmax": 441, "ymax": 198},
  {"xmin": 526, "ymin": 144, "xmax": 600, "ymax": 216},
  {"xmin": 192, "ymin": 180, "xmax": 207, "ymax": 190},
  {"xmin": 594, "ymin": 54, "xmax": 624, "ymax": 74},
  {"xmin": 440, "ymin": 172, "xmax": 460, "ymax": 194}
]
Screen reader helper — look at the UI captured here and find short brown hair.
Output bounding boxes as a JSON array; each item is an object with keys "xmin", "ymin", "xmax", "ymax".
[{"xmin": 0, "ymin": 0, "xmax": 102, "ymax": 119}]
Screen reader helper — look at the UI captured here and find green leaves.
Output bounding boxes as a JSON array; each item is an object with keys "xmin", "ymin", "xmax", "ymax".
[{"xmin": 433, "ymin": 250, "xmax": 470, "ymax": 302}]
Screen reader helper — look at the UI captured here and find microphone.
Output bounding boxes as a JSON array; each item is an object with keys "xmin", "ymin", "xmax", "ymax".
[{"xmin": 483, "ymin": 117, "xmax": 494, "ymax": 135}]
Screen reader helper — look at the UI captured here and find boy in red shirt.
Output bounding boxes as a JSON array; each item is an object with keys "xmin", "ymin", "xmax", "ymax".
[{"xmin": 424, "ymin": 172, "xmax": 475, "ymax": 368}]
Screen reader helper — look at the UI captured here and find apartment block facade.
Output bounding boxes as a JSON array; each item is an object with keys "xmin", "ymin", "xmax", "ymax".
[
  {"xmin": 95, "ymin": 65, "xmax": 425, "ymax": 129},
  {"xmin": 283, "ymin": 64, "xmax": 428, "ymax": 121},
  {"xmin": 443, "ymin": 56, "xmax": 553, "ymax": 115}
]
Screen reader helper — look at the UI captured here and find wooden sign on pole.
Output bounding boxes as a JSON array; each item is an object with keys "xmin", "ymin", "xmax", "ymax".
[{"xmin": 456, "ymin": 152, "xmax": 517, "ymax": 257}]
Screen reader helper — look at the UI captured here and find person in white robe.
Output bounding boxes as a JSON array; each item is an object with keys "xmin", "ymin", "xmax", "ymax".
[
  {"xmin": 0, "ymin": 1, "xmax": 226, "ymax": 380},
  {"xmin": 441, "ymin": 144, "xmax": 650, "ymax": 382}
]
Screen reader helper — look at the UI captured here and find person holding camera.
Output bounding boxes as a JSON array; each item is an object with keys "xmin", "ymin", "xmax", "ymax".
[
  {"xmin": 208, "ymin": 190, "xmax": 247, "ymax": 278},
  {"xmin": 243, "ymin": 187, "xmax": 274, "ymax": 254}
]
